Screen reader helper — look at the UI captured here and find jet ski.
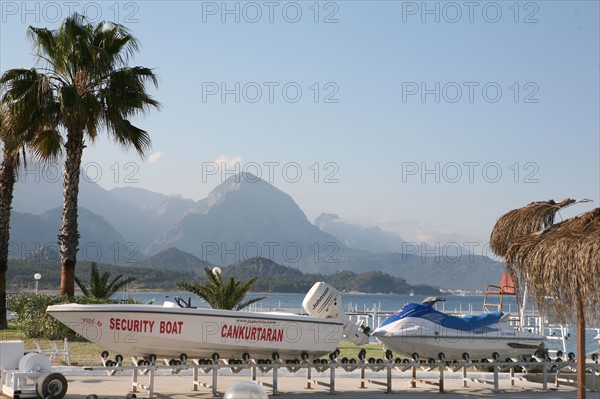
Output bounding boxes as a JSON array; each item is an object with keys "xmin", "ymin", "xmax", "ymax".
[{"xmin": 371, "ymin": 297, "xmax": 543, "ymax": 360}]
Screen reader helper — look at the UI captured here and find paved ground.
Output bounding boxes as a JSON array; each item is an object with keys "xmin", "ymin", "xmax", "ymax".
[{"xmin": 58, "ymin": 371, "xmax": 586, "ymax": 399}]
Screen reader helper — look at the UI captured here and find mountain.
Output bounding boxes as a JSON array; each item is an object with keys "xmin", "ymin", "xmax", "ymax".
[
  {"xmin": 109, "ymin": 187, "xmax": 169, "ymax": 211},
  {"xmin": 295, "ymin": 249, "xmax": 504, "ymax": 291},
  {"xmin": 315, "ymin": 213, "xmax": 406, "ymax": 253},
  {"xmin": 136, "ymin": 247, "xmax": 210, "ymax": 275},
  {"xmin": 12, "ymin": 164, "xmax": 195, "ymax": 248},
  {"xmin": 10, "ymin": 167, "xmax": 500, "ymax": 291},
  {"xmin": 223, "ymin": 256, "xmax": 305, "ymax": 280},
  {"xmin": 148, "ymin": 173, "xmax": 342, "ymax": 265},
  {"xmin": 221, "ymin": 257, "xmax": 441, "ymax": 295},
  {"xmin": 9, "ymin": 207, "xmax": 128, "ymax": 263}
]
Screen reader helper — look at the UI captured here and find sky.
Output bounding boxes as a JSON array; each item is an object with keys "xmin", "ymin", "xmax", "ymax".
[{"xmin": 1, "ymin": 0, "xmax": 599, "ymax": 256}]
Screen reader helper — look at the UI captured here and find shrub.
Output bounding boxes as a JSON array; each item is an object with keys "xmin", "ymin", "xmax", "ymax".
[{"xmin": 7, "ymin": 294, "xmax": 104, "ymax": 340}]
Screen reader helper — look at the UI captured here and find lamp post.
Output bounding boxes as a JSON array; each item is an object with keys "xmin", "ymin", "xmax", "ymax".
[{"xmin": 34, "ymin": 273, "xmax": 41, "ymax": 295}]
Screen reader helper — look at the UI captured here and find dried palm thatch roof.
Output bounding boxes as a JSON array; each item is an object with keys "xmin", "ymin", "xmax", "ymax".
[
  {"xmin": 505, "ymin": 208, "xmax": 600, "ymax": 324},
  {"xmin": 490, "ymin": 199, "xmax": 576, "ymax": 258}
]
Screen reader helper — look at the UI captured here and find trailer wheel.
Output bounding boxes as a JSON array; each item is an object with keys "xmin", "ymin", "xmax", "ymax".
[{"xmin": 36, "ymin": 372, "xmax": 68, "ymax": 399}]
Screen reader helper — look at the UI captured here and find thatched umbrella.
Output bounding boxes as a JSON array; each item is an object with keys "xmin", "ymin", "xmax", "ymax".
[
  {"xmin": 490, "ymin": 198, "xmax": 576, "ymax": 258},
  {"xmin": 505, "ymin": 208, "xmax": 600, "ymax": 399}
]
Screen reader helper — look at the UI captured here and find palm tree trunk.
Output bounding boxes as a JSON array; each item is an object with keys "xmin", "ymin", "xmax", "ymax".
[
  {"xmin": 577, "ymin": 295, "xmax": 586, "ymax": 399},
  {"xmin": 0, "ymin": 148, "xmax": 17, "ymax": 329},
  {"xmin": 59, "ymin": 129, "xmax": 84, "ymax": 297}
]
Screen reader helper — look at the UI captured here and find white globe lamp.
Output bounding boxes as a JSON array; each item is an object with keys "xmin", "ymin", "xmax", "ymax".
[
  {"xmin": 223, "ymin": 381, "xmax": 267, "ymax": 399},
  {"xmin": 33, "ymin": 273, "xmax": 42, "ymax": 295}
]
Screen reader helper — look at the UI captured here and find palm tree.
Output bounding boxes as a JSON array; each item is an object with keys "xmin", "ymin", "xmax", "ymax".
[
  {"xmin": 0, "ymin": 14, "xmax": 159, "ymax": 296},
  {"xmin": 0, "ymin": 83, "xmax": 61, "ymax": 329},
  {"xmin": 178, "ymin": 268, "xmax": 268, "ymax": 310},
  {"xmin": 74, "ymin": 262, "xmax": 136, "ymax": 300}
]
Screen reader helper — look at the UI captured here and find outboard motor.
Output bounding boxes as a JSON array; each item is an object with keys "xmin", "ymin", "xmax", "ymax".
[{"xmin": 302, "ymin": 282, "xmax": 370, "ymax": 345}]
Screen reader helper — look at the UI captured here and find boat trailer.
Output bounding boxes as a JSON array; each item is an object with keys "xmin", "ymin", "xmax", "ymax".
[{"xmin": 82, "ymin": 349, "xmax": 600, "ymax": 398}]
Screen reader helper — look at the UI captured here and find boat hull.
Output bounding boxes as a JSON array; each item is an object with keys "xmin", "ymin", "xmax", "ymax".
[{"xmin": 47, "ymin": 304, "xmax": 343, "ymax": 360}]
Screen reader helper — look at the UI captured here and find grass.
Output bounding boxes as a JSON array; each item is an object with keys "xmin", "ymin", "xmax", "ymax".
[
  {"xmin": 332, "ymin": 341, "xmax": 402, "ymax": 361},
  {"xmin": 0, "ymin": 323, "xmax": 104, "ymax": 366}
]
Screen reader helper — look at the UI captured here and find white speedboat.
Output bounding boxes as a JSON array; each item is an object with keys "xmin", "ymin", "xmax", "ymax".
[
  {"xmin": 47, "ymin": 282, "xmax": 369, "ymax": 360},
  {"xmin": 371, "ymin": 297, "xmax": 544, "ymax": 361}
]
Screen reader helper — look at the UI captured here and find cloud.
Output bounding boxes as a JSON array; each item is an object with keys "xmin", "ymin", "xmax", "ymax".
[
  {"xmin": 377, "ymin": 217, "xmax": 466, "ymax": 245},
  {"xmin": 214, "ymin": 154, "xmax": 243, "ymax": 169},
  {"xmin": 148, "ymin": 151, "xmax": 163, "ymax": 164}
]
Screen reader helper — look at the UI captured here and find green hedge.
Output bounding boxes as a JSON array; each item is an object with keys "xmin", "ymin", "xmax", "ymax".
[{"xmin": 7, "ymin": 294, "xmax": 105, "ymax": 340}]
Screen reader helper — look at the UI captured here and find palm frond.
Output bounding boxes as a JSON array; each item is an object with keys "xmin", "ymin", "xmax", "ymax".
[
  {"xmin": 236, "ymin": 296, "xmax": 270, "ymax": 311},
  {"xmin": 73, "ymin": 275, "xmax": 88, "ymax": 296},
  {"xmin": 177, "ymin": 268, "xmax": 266, "ymax": 310}
]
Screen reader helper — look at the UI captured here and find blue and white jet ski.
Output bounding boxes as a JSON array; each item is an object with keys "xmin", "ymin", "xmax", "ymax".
[{"xmin": 371, "ymin": 297, "xmax": 543, "ymax": 360}]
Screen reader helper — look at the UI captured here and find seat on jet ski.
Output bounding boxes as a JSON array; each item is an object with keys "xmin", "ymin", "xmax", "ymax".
[{"xmin": 438, "ymin": 311, "xmax": 504, "ymax": 331}]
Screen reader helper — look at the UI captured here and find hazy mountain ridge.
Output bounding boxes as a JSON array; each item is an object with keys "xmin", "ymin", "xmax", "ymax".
[
  {"xmin": 149, "ymin": 173, "xmax": 342, "ymax": 265},
  {"xmin": 12, "ymin": 167, "xmax": 195, "ymax": 248},
  {"xmin": 9, "ymin": 207, "xmax": 128, "ymax": 263},
  {"xmin": 315, "ymin": 213, "xmax": 406, "ymax": 253},
  {"xmin": 9, "ymin": 170, "xmax": 502, "ymax": 290},
  {"xmin": 136, "ymin": 247, "xmax": 210, "ymax": 275},
  {"xmin": 222, "ymin": 257, "xmax": 441, "ymax": 295},
  {"xmin": 295, "ymin": 249, "xmax": 503, "ymax": 291}
]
